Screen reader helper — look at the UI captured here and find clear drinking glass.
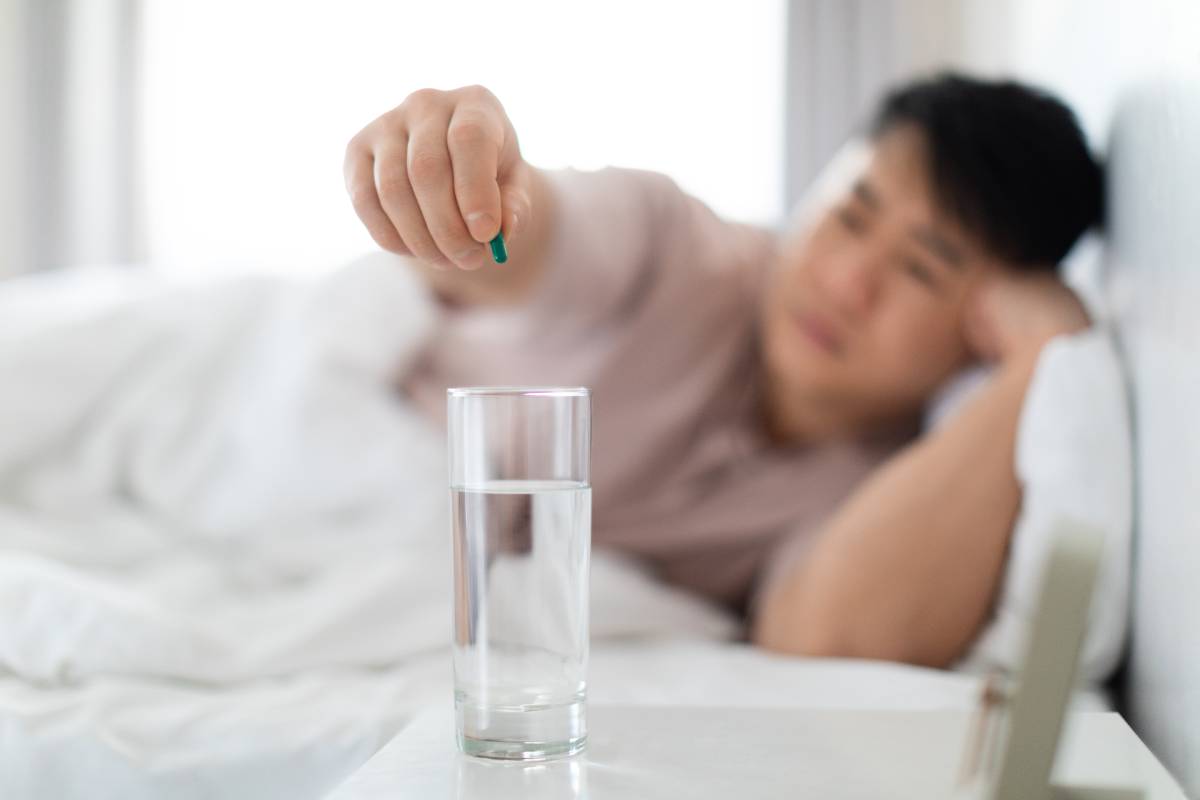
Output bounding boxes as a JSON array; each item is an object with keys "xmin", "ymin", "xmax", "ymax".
[{"xmin": 447, "ymin": 387, "xmax": 591, "ymax": 760}]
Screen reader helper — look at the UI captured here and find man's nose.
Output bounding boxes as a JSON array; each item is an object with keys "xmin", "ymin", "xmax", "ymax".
[{"xmin": 819, "ymin": 253, "xmax": 881, "ymax": 319}]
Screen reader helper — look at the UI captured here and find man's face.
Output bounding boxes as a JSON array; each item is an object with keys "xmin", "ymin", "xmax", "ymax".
[{"xmin": 761, "ymin": 125, "xmax": 1000, "ymax": 432}]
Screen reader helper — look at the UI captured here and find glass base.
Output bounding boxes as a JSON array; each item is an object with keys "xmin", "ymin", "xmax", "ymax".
[
  {"xmin": 458, "ymin": 733, "xmax": 587, "ymax": 761},
  {"xmin": 456, "ymin": 695, "xmax": 586, "ymax": 761}
]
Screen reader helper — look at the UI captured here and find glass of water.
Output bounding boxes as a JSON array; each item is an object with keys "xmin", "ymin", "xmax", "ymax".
[{"xmin": 447, "ymin": 387, "xmax": 591, "ymax": 760}]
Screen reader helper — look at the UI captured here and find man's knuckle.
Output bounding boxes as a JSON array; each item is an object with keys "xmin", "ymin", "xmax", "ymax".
[
  {"xmin": 461, "ymin": 83, "xmax": 488, "ymax": 99},
  {"xmin": 406, "ymin": 235, "xmax": 443, "ymax": 263},
  {"xmin": 425, "ymin": 223, "xmax": 457, "ymax": 247},
  {"xmin": 375, "ymin": 169, "xmax": 410, "ymax": 199},
  {"xmin": 447, "ymin": 119, "xmax": 493, "ymax": 149},
  {"xmin": 404, "ymin": 87, "xmax": 441, "ymax": 110},
  {"xmin": 407, "ymin": 150, "xmax": 446, "ymax": 185},
  {"xmin": 413, "ymin": 244, "xmax": 441, "ymax": 263},
  {"xmin": 347, "ymin": 181, "xmax": 376, "ymax": 208},
  {"xmin": 367, "ymin": 224, "xmax": 402, "ymax": 250},
  {"xmin": 454, "ymin": 177, "xmax": 490, "ymax": 205},
  {"xmin": 343, "ymin": 136, "xmax": 368, "ymax": 163}
]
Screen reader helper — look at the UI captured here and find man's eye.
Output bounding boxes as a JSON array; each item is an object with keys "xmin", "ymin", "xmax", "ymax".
[
  {"xmin": 902, "ymin": 258, "xmax": 938, "ymax": 288},
  {"xmin": 837, "ymin": 208, "xmax": 866, "ymax": 235}
]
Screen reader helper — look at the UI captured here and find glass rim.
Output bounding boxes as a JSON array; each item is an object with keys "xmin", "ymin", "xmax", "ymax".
[{"xmin": 447, "ymin": 386, "xmax": 590, "ymax": 398}]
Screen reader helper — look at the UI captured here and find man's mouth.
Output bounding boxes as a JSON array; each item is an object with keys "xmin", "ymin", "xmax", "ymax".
[{"xmin": 791, "ymin": 310, "xmax": 845, "ymax": 356}]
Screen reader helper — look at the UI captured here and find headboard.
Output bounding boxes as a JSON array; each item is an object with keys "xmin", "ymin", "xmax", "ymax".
[{"xmin": 1106, "ymin": 77, "xmax": 1200, "ymax": 795}]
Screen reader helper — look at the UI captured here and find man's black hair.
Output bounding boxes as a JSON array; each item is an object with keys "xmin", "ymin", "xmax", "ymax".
[{"xmin": 871, "ymin": 72, "xmax": 1103, "ymax": 267}]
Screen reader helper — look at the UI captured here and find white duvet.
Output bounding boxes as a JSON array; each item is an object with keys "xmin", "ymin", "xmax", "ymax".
[{"xmin": 0, "ymin": 257, "xmax": 1126, "ymax": 799}]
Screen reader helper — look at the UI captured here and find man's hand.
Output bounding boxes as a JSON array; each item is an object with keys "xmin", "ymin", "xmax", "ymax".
[
  {"xmin": 963, "ymin": 272, "xmax": 1090, "ymax": 363},
  {"xmin": 344, "ymin": 85, "xmax": 532, "ymax": 270},
  {"xmin": 344, "ymin": 86, "xmax": 556, "ymax": 306}
]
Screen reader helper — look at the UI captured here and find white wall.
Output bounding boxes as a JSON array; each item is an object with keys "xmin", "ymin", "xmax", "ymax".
[
  {"xmin": 1105, "ymin": 75, "xmax": 1200, "ymax": 799},
  {"xmin": 957, "ymin": 0, "xmax": 1200, "ymax": 148},
  {"xmin": 781, "ymin": 0, "xmax": 1200, "ymax": 206},
  {"xmin": 139, "ymin": 1, "xmax": 785, "ymax": 276},
  {"xmin": 954, "ymin": 2, "xmax": 1200, "ymax": 791}
]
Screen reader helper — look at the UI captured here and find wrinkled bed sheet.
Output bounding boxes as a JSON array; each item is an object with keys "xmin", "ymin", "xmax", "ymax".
[{"xmin": 0, "ymin": 262, "xmax": 1107, "ymax": 799}]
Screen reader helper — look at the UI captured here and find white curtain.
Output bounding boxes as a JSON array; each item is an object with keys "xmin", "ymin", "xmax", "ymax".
[
  {"xmin": 0, "ymin": 0, "xmax": 30, "ymax": 277},
  {"xmin": 0, "ymin": 0, "xmax": 140, "ymax": 276}
]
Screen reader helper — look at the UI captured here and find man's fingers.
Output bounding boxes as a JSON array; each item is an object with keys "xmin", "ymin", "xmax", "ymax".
[
  {"xmin": 344, "ymin": 144, "xmax": 408, "ymax": 255},
  {"xmin": 408, "ymin": 116, "xmax": 487, "ymax": 270},
  {"xmin": 447, "ymin": 104, "xmax": 504, "ymax": 244},
  {"xmin": 498, "ymin": 166, "xmax": 533, "ymax": 247},
  {"xmin": 345, "ymin": 86, "xmax": 524, "ymax": 269},
  {"xmin": 373, "ymin": 138, "xmax": 451, "ymax": 269}
]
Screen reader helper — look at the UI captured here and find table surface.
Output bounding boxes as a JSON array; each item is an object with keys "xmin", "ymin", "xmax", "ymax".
[{"xmin": 326, "ymin": 705, "xmax": 1187, "ymax": 800}]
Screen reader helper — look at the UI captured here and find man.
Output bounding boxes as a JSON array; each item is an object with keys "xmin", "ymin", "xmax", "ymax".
[{"xmin": 342, "ymin": 73, "xmax": 1100, "ymax": 668}]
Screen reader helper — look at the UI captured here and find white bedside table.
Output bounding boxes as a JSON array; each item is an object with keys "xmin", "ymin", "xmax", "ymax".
[{"xmin": 326, "ymin": 705, "xmax": 1186, "ymax": 799}]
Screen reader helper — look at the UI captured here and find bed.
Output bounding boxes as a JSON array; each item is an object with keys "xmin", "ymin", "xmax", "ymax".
[
  {"xmin": 0, "ymin": 78, "xmax": 1195, "ymax": 800},
  {"xmin": 0, "ymin": 263, "xmax": 1006, "ymax": 800}
]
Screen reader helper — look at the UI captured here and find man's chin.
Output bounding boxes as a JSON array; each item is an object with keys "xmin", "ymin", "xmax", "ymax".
[
  {"xmin": 770, "ymin": 367, "xmax": 924, "ymax": 438},
  {"xmin": 776, "ymin": 357, "xmax": 853, "ymax": 398}
]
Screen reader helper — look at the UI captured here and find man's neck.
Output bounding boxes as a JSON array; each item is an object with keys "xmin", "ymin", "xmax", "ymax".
[
  {"xmin": 761, "ymin": 383, "xmax": 848, "ymax": 446},
  {"xmin": 759, "ymin": 374, "xmax": 919, "ymax": 448}
]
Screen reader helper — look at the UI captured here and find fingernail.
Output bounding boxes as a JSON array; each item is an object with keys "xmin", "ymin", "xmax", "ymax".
[
  {"xmin": 456, "ymin": 247, "xmax": 485, "ymax": 270},
  {"xmin": 465, "ymin": 212, "xmax": 496, "ymax": 241}
]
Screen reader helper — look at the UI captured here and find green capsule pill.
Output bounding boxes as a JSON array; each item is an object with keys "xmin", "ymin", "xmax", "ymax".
[{"xmin": 489, "ymin": 231, "xmax": 508, "ymax": 264}]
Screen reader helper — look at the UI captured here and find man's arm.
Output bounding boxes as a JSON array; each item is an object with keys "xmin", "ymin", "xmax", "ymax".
[
  {"xmin": 752, "ymin": 273, "xmax": 1090, "ymax": 668},
  {"xmin": 753, "ymin": 352, "xmax": 1035, "ymax": 667}
]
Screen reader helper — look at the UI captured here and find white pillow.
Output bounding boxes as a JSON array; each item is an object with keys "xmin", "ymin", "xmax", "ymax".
[{"xmin": 948, "ymin": 329, "xmax": 1133, "ymax": 683}]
